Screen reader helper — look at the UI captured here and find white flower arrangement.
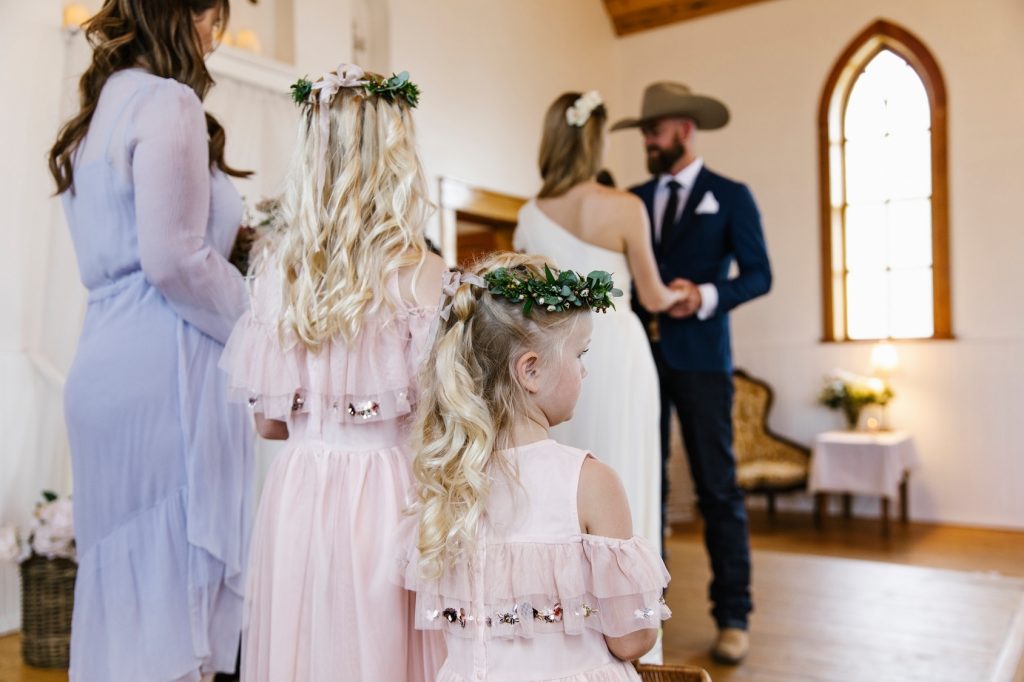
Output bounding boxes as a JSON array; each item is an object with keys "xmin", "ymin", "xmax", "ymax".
[
  {"xmin": 566, "ymin": 90, "xmax": 603, "ymax": 127},
  {"xmin": 0, "ymin": 491, "xmax": 76, "ymax": 564},
  {"xmin": 818, "ymin": 369, "xmax": 894, "ymax": 430}
]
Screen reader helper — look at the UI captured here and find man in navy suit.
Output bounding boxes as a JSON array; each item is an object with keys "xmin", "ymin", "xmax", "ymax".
[{"xmin": 613, "ymin": 81, "xmax": 772, "ymax": 664}]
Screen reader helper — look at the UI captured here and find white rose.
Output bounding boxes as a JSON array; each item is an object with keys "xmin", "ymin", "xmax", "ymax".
[
  {"xmin": 581, "ymin": 90, "xmax": 603, "ymax": 108},
  {"xmin": 38, "ymin": 499, "xmax": 74, "ymax": 539},
  {"xmin": 0, "ymin": 526, "xmax": 19, "ymax": 563},
  {"xmin": 32, "ymin": 525, "xmax": 74, "ymax": 560}
]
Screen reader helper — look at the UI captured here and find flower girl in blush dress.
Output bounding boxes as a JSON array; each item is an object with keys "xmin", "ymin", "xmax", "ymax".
[
  {"xmin": 401, "ymin": 252, "xmax": 671, "ymax": 681},
  {"xmin": 221, "ymin": 64, "xmax": 445, "ymax": 681}
]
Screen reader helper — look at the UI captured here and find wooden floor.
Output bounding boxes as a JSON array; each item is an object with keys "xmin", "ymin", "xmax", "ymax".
[
  {"xmin": 2, "ymin": 509, "xmax": 1023, "ymax": 681},
  {"xmin": 666, "ymin": 510, "xmax": 1024, "ymax": 681}
]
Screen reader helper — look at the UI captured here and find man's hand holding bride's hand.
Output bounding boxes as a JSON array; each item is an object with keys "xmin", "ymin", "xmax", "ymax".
[{"xmin": 666, "ymin": 278, "xmax": 701, "ymax": 318}]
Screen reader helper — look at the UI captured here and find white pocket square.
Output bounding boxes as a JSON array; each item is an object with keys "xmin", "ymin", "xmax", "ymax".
[{"xmin": 695, "ymin": 191, "xmax": 719, "ymax": 215}]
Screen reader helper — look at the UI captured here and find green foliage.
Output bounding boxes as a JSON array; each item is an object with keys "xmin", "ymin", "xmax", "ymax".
[
  {"xmin": 483, "ymin": 266, "xmax": 622, "ymax": 316},
  {"xmin": 290, "ymin": 77, "xmax": 313, "ymax": 105},
  {"xmin": 289, "ymin": 71, "xmax": 421, "ymax": 109}
]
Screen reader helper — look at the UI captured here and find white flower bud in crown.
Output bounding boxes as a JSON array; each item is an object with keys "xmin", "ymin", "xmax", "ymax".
[{"xmin": 565, "ymin": 90, "xmax": 603, "ymax": 128}]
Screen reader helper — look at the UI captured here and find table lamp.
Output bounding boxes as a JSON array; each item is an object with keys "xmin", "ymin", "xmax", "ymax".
[{"xmin": 870, "ymin": 341, "xmax": 899, "ymax": 430}]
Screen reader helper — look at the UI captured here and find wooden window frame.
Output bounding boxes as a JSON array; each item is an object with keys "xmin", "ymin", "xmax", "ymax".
[{"xmin": 818, "ymin": 19, "xmax": 952, "ymax": 342}]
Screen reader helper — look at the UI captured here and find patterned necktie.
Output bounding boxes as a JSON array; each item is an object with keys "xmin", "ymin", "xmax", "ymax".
[{"xmin": 659, "ymin": 180, "xmax": 682, "ymax": 255}]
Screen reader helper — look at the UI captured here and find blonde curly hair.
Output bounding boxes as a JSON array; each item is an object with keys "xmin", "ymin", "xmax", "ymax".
[
  {"xmin": 270, "ymin": 76, "xmax": 432, "ymax": 350},
  {"xmin": 411, "ymin": 252, "xmax": 589, "ymax": 579}
]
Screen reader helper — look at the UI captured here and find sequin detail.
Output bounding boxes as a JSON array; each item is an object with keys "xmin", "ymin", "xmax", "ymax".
[
  {"xmin": 442, "ymin": 607, "xmax": 467, "ymax": 628},
  {"xmin": 433, "ymin": 601, "xmax": 589, "ymax": 628},
  {"xmin": 347, "ymin": 400, "xmax": 380, "ymax": 419}
]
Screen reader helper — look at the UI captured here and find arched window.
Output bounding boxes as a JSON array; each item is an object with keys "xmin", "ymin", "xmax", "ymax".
[{"xmin": 818, "ymin": 20, "xmax": 952, "ymax": 341}]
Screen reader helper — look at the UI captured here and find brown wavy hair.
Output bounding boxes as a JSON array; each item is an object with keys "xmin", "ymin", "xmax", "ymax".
[
  {"xmin": 537, "ymin": 92, "xmax": 607, "ymax": 199},
  {"xmin": 48, "ymin": 0, "xmax": 253, "ymax": 194}
]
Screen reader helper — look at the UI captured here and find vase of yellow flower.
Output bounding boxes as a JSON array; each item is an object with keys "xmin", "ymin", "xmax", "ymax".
[{"xmin": 818, "ymin": 371, "xmax": 894, "ymax": 431}]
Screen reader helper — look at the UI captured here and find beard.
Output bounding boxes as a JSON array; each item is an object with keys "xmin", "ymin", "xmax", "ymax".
[{"xmin": 646, "ymin": 138, "xmax": 687, "ymax": 175}]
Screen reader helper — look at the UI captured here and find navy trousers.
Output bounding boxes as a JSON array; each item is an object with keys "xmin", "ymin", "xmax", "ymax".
[{"xmin": 654, "ymin": 344, "xmax": 753, "ymax": 629}]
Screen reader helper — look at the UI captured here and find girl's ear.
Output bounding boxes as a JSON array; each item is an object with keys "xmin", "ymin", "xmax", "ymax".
[{"xmin": 514, "ymin": 350, "xmax": 543, "ymax": 394}]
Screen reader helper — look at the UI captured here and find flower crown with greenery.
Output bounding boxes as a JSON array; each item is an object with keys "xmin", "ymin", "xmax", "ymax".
[
  {"xmin": 290, "ymin": 64, "xmax": 421, "ymax": 109},
  {"xmin": 483, "ymin": 265, "xmax": 622, "ymax": 315},
  {"xmin": 288, "ymin": 63, "xmax": 421, "ymax": 197}
]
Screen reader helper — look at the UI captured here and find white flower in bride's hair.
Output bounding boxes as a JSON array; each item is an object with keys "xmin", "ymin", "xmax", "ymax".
[
  {"xmin": 579, "ymin": 90, "xmax": 602, "ymax": 109},
  {"xmin": 566, "ymin": 90, "xmax": 603, "ymax": 128}
]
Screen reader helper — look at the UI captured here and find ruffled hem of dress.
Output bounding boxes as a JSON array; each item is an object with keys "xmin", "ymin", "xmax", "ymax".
[
  {"xmin": 71, "ymin": 486, "xmax": 243, "ymax": 681},
  {"xmin": 219, "ymin": 307, "xmax": 436, "ymax": 423},
  {"xmin": 398, "ymin": 531, "xmax": 671, "ymax": 640},
  {"xmin": 436, "ymin": 659, "xmax": 640, "ymax": 682}
]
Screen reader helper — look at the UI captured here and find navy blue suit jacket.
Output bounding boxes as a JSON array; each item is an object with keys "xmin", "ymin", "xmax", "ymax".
[{"xmin": 631, "ymin": 166, "xmax": 771, "ymax": 373}]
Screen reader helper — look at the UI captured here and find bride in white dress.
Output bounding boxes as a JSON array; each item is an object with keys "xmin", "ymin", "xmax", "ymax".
[{"xmin": 514, "ymin": 91, "xmax": 683, "ymax": 552}]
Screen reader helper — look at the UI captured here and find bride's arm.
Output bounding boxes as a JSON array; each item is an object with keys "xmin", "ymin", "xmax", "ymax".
[{"xmin": 617, "ymin": 196, "xmax": 681, "ymax": 313}]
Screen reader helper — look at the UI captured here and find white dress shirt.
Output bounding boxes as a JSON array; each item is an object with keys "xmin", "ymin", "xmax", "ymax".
[{"xmin": 653, "ymin": 157, "xmax": 718, "ymax": 320}]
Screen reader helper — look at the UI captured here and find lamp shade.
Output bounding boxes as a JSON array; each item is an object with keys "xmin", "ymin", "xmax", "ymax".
[
  {"xmin": 870, "ymin": 341, "xmax": 900, "ymax": 375},
  {"xmin": 63, "ymin": 3, "xmax": 89, "ymax": 29}
]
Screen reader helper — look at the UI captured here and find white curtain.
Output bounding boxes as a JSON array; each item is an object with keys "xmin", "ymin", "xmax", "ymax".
[{"xmin": 0, "ymin": 33, "xmax": 298, "ymax": 633}]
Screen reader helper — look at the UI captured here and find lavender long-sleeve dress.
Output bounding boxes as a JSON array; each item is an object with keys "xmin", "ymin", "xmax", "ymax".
[{"xmin": 60, "ymin": 68, "xmax": 254, "ymax": 682}]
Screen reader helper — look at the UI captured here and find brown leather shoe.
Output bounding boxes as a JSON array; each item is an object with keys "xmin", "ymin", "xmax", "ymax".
[{"xmin": 711, "ymin": 627, "xmax": 749, "ymax": 664}]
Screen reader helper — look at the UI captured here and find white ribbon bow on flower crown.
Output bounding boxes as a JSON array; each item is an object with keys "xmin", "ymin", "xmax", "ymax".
[
  {"xmin": 312, "ymin": 63, "xmax": 370, "ymax": 103},
  {"xmin": 311, "ymin": 64, "xmax": 371, "ymax": 197},
  {"xmin": 439, "ymin": 270, "xmax": 487, "ymax": 321}
]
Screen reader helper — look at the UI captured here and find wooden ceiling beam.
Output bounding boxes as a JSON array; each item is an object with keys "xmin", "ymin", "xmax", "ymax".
[{"xmin": 603, "ymin": 0, "xmax": 778, "ymax": 36}]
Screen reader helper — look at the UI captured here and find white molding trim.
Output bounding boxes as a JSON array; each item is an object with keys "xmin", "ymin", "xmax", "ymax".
[
  {"xmin": 60, "ymin": 27, "xmax": 297, "ymax": 97},
  {"xmin": 207, "ymin": 46, "xmax": 298, "ymax": 95}
]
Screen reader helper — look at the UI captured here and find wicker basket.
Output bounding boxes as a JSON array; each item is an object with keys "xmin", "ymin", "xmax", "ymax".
[
  {"xmin": 635, "ymin": 663, "xmax": 713, "ymax": 682},
  {"xmin": 20, "ymin": 554, "xmax": 76, "ymax": 669}
]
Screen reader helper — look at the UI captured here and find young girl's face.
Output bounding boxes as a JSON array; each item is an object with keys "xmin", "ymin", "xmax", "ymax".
[{"xmin": 535, "ymin": 313, "xmax": 593, "ymax": 427}]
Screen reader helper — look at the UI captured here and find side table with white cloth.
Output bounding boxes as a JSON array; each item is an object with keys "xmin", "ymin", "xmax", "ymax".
[{"xmin": 809, "ymin": 431, "xmax": 919, "ymax": 535}]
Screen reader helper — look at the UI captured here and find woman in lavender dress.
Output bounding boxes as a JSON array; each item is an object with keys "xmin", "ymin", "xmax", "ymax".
[{"xmin": 48, "ymin": 2, "xmax": 254, "ymax": 680}]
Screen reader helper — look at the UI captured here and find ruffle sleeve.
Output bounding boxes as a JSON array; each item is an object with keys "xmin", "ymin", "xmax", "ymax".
[
  {"xmin": 397, "ymin": 530, "xmax": 671, "ymax": 641},
  {"xmin": 219, "ymin": 259, "xmax": 440, "ymax": 423}
]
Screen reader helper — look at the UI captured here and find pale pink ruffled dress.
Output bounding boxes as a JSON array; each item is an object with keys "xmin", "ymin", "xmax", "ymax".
[
  {"xmin": 400, "ymin": 439, "xmax": 671, "ymax": 681},
  {"xmin": 221, "ymin": 259, "xmax": 445, "ymax": 681}
]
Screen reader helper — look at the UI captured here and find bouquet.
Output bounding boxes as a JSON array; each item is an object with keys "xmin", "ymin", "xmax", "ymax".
[
  {"xmin": 0, "ymin": 491, "xmax": 75, "ymax": 564},
  {"xmin": 818, "ymin": 370, "xmax": 894, "ymax": 430},
  {"xmin": 229, "ymin": 197, "xmax": 281, "ymax": 275}
]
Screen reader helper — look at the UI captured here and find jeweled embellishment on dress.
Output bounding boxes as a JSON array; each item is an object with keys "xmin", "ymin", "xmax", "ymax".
[
  {"xmin": 291, "ymin": 394, "xmax": 305, "ymax": 411},
  {"xmin": 431, "ymin": 601, "xmax": 576, "ymax": 628},
  {"xmin": 494, "ymin": 604, "xmax": 521, "ymax": 626},
  {"xmin": 635, "ymin": 607, "xmax": 654, "ymax": 620},
  {"xmin": 534, "ymin": 602, "xmax": 563, "ymax": 623},
  {"xmin": 347, "ymin": 400, "xmax": 380, "ymax": 419},
  {"xmin": 578, "ymin": 603, "xmax": 599, "ymax": 618},
  {"xmin": 442, "ymin": 607, "xmax": 467, "ymax": 628}
]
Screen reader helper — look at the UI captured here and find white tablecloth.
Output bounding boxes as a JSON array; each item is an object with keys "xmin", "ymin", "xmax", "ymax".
[{"xmin": 809, "ymin": 431, "xmax": 919, "ymax": 498}]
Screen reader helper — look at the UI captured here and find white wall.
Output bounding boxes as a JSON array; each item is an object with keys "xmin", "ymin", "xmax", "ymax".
[
  {"xmin": 611, "ymin": 0, "xmax": 1024, "ymax": 529},
  {"xmin": 389, "ymin": 0, "xmax": 621, "ymax": 203}
]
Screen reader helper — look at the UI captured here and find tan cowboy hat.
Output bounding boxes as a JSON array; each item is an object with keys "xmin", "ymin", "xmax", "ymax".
[{"xmin": 611, "ymin": 81, "xmax": 730, "ymax": 131}]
